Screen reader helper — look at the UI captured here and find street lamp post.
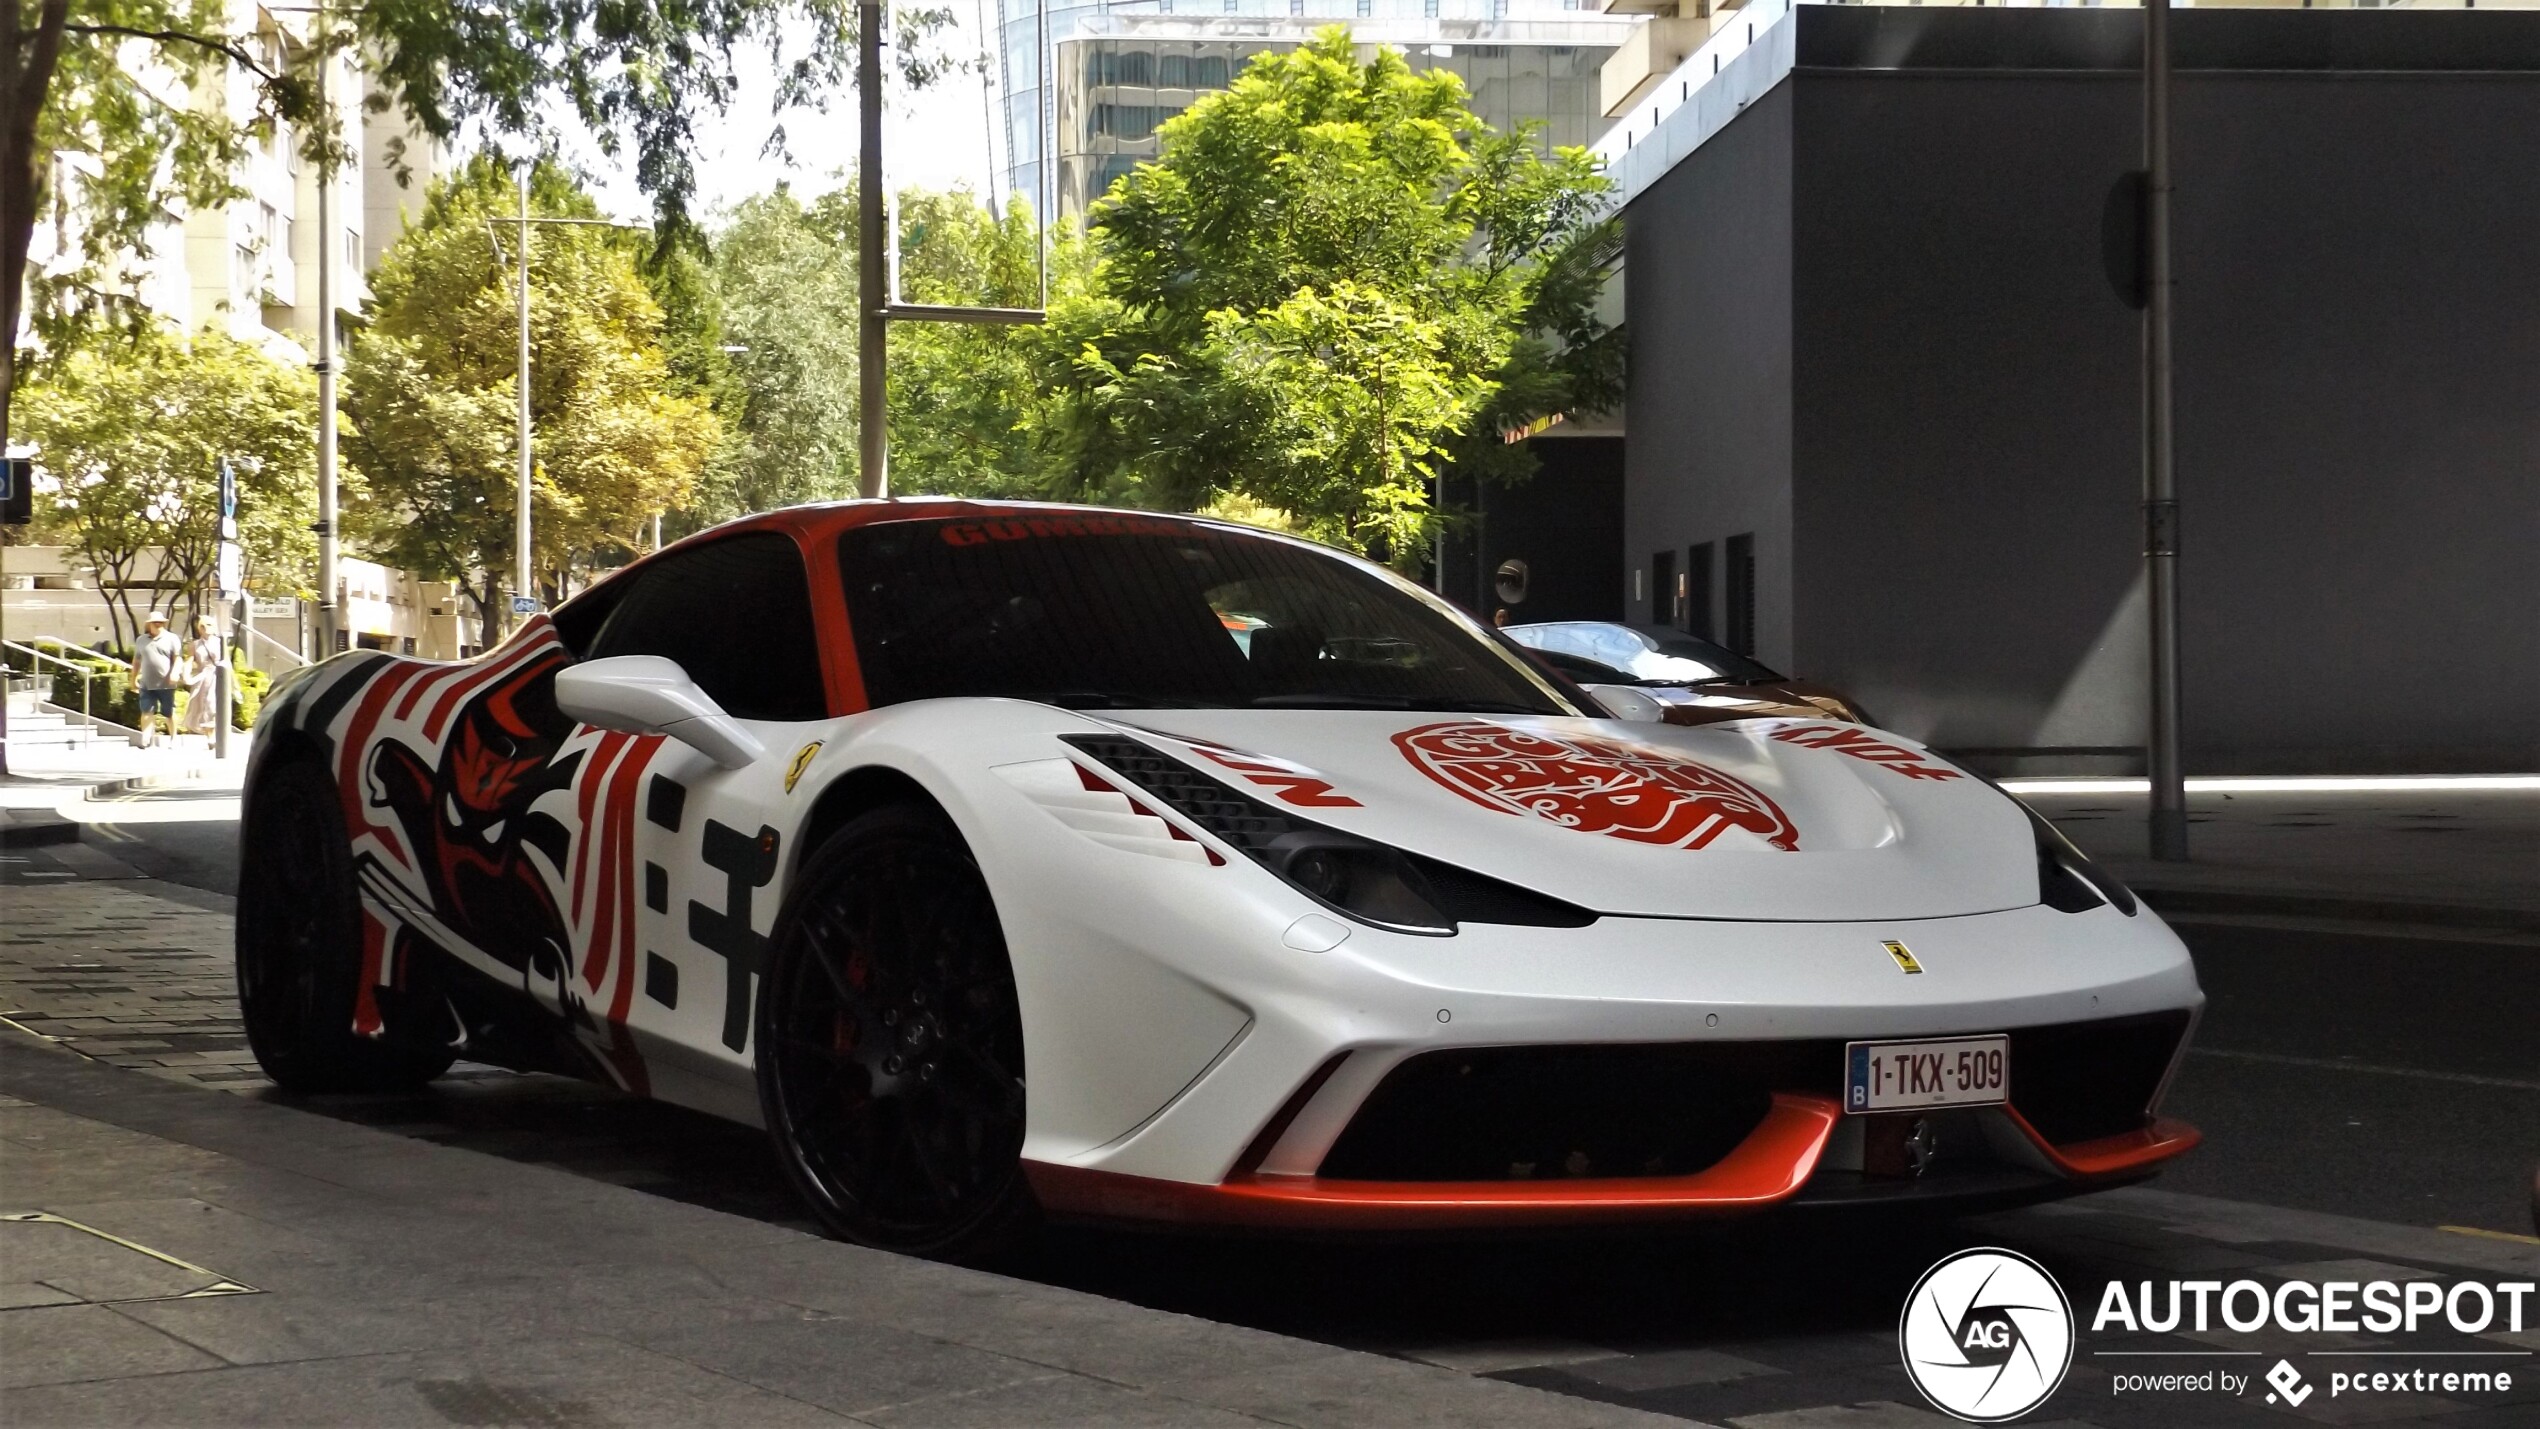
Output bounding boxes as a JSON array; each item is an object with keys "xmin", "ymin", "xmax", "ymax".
[
  {"xmin": 487, "ymin": 176, "xmax": 646, "ymax": 637},
  {"xmin": 2143, "ymin": 0, "xmax": 2187, "ymax": 861},
  {"xmin": 313, "ymin": 6, "xmax": 340, "ymax": 658},
  {"xmin": 514, "ymin": 165, "xmax": 533, "ymax": 624},
  {"xmin": 852, "ymin": 0, "xmax": 1047, "ymax": 501}
]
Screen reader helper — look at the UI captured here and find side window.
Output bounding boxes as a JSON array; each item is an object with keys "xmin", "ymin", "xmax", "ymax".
[
  {"xmin": 550, "ymin": 571, "xmax": 632, "ymax": 657},
  {"xmin": 587, "ymin": 533, "xmax": 828, "ymax": 721}
]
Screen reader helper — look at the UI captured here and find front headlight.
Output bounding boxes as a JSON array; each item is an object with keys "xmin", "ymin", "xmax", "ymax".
[{"xmin": 1062, "ymin": 733, "xmax": 1596, "ymax": 935}]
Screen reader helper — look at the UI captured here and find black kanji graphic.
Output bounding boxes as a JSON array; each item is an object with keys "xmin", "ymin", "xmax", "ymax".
[{"xmin": 688, "ymin": 820, "xmax": 778, "ymax": 1051}]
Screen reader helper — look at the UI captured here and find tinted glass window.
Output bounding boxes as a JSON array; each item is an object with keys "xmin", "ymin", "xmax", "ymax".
[
  {"xmin": 588, "ymin": 533, "xmax": 828, "ymax": 721},
  {"xmin": 839, "ymin": 516, "xmax": 1572, "ymax": 715}
]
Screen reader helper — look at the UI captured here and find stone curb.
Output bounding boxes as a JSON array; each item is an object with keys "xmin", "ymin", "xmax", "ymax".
[{"xmin": 0, "ymin": 805, "xmax": 79, "ymax": 848}]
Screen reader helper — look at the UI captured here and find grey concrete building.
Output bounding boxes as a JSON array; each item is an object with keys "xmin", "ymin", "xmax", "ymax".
[{"xmin": 1608, "ymin": 5, "xmax": 2540, "ymax": 774}]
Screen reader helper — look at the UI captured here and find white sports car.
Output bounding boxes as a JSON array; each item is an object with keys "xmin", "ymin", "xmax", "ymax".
[{"xmin": 238, "ymin": 501, "xmax": 2203, "ymax": 1257}]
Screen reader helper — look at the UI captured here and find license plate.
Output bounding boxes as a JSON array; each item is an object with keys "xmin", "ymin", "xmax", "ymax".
[{"xmin": 1845, "ymin": 1035, "xmax": 2009, "ymax": 1112}]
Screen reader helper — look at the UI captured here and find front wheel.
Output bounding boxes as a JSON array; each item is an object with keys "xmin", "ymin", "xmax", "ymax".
[
  {"xmin": 235, "ymin": 756, "xmax": 453, "ymax": 1094},
  {"xmin": 756, "ymin": 803, "xmax": 1033, "ymax": 1260}
]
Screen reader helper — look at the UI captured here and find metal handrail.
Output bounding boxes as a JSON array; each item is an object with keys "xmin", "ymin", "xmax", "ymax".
[
  {"xmin": 1, "ymin": 637, "xmax": 136, "ymax": 732},
  {"xmin": 241, "ymin": 623, "xmax": 308, "ymax": 670}
]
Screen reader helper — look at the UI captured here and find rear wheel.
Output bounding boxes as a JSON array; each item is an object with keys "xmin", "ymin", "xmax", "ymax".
[
  {"xmin": 235, "ymin": 755, "xmax": 453, "ymax": 1094},
  {"xmin": 756, "ymin": 803, "xmax": 1033, "ymax": 1260}
]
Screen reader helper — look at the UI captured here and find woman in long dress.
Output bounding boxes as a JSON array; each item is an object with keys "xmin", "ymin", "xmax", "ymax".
[{"xmin": 181, "ymin": 615, "xmax": 225, "ymax": 744}]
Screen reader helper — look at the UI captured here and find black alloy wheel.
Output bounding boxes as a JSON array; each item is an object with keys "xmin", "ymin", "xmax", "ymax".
[
  {"xmin": 757, "ymin": 803, "xmax": 1033, "ymax": 1260},
  {"xmin": 235, "ymin": 756, "xmax": 454, "ymax": 1093}
]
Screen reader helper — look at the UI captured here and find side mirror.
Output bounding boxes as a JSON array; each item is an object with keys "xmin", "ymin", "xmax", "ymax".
[
  {"xmin": 554, "ymin": 655, "xmax": 765, "ymax": 769},
  {"xmin": 1580, "ymin": 683, "xmax": 1667, "ymax": 724}
]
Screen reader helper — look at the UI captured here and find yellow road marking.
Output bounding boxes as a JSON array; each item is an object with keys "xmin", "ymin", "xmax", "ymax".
[{"xmin": 2438, "ymin": 1224, "xmax": 2540, "ymax": 1246}]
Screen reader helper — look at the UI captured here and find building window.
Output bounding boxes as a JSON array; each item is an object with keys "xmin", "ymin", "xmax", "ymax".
[
  {"xmin": 1096, "ymin": 50, "xmax": 1152, "ymax": 85},
  {"xmin": 344, "ymin": 227, "xmax": 360, "ymax": 270},
  {"xmin": 234, "ymin": 244, "xmax": 256, "ymax": 296},
  {"xmin": 1093, "ymin": 103, "xmax": 1161, "ymax": 139},
  {"xmin": 1685, "ymin": 541, "xmax": 1715, "ymax": 640},
  {"xmin": 1725, "ymin": 533, "xmax": 1756, "ymax": 656},
  {"xmin": 1357, "ymin": 0, "xmax": 1372, "ymax": 13},
  {"xmin": 1650, "ymin": 548, "xmax": 1675, "ymax": 627}
]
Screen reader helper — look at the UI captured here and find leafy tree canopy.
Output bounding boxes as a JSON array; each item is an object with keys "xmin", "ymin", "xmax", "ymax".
[
  {"xmin": 701, "ymin": 180, "xmax": 1047, "ymax": 519},
  {"xmin": 17, "ymin": 321, "xmax": 317, "ymax": 645},
  {"xmin": 344, "ymin": 154, "xmax": 717, "ymax": 644},
  {"xmin": 2, "ymin": 0, "xmax": 959, "ymax": 439},
  {"xmin": 1039, "ymin": 28, "xmax": 1621, "ymax": 560}
]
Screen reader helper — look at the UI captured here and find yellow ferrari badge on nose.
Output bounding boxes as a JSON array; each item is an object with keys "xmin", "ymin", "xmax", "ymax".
[
  {"xmin": 1883, "ymin": 940, "xmax": 1924, "ymax": 974},
  {"xmin": 784, "ymin": 741, "xmax": 824, "ymax": 795}
]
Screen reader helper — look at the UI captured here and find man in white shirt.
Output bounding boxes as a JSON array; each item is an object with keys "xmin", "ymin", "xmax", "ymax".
[{"xmin": 130, "ymin": 611, "xmax": 183, "ymax": 747}]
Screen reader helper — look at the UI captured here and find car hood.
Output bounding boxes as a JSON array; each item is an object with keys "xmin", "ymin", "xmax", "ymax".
[{"xmin": 1095, "ymin": 710, "xmax": 2037, "ymax": 922}]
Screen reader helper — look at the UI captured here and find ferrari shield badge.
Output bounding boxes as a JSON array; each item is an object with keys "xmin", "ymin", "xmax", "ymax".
[{"xmin": 783, "ymin": 741, "xmax": 823, "ymax": 795}]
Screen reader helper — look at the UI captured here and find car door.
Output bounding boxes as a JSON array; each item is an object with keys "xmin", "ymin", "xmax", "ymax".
[{"xmin": 545, "ymin": 532, "xmax": 836, "ymax": 1112}]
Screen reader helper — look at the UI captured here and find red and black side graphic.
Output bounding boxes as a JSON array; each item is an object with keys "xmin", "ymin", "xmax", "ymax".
[{"xmin": 284, "ymin": 620, "xmax": 672, "ymax": 1091}]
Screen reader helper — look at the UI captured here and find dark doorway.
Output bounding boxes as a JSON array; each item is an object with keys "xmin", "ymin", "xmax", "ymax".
[
  {"xmin": 1685, "ymin": 542, "xmax": 1716, "ymax": 641},
  {"xmin": 1650, "ymin": 548, "xmax": 1677, "ymax": 628},
  {"xmin": 1726, "ymin": 533, "xmax": 1756, "ymax": 655}
]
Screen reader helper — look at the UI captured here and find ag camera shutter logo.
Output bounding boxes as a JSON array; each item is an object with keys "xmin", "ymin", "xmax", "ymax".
[{"xmin": 1900, "ymin": 1247, "xmax": 2076, "ymax": 1422}]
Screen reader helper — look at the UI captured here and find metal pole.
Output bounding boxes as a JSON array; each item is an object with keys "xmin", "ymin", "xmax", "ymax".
[
  {"xmin": 857, "ymin": 0, "xmax": 890, "ymax": 500},
  {"xmin": 2143, "ymin": 0, "xmax": 2187, "ymax": 861},
  {"xmin": 1035, "ymin": 0, "xmax": 1048, "ymax": 300},
  {"xmin": 515, "ymin": 164, "xmax": 535, "ymax": 619},
  {"xmin": 314, "ymin": 14, "xmax": 340, "ymax": 661}
]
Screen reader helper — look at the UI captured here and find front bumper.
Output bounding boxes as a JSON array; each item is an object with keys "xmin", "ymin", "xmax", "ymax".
[{"xmin": 1008, "ymin": 896, "xmax": 2203, "ymax": 1230}]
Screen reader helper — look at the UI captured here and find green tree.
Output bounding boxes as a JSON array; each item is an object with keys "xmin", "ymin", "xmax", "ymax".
[
  {"xmin": 887, "ymin": 188, "xmax": 1047, "ymax": 498},
  {"xmin": 344, "ymin": 155, "xmax": 717, "ymax": 645},
  {"xmin": 703, "ymin": 182, "xmax": 1047, "ymax": 516},
  {"xmin": 703, "ymin": 186, "xmax": 863, "ymax": 520},
  {"xmin": 18, "ymin": 322, "xmax": 317, "ymax": 645},
  {"xmin": 1038, "ymin": 29, "xmax": 1620, "ymax": 560},
  {"xmin": 1, "ymin": 0, "xmax": 961, "ymax": 442}
]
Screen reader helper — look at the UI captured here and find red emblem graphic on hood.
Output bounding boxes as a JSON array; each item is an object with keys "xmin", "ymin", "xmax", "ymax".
[{"xmin": 1394, "ymin": 722, "xmax": 1801, "ymax": 852}]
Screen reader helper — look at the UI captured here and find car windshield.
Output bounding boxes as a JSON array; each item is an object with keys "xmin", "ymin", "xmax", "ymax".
[
  {"xmin": 839, "ymin": 515, "xmax": 1577, "ymax": 715},
  {"xmin": 1506, "ymin": 622, "xmax": 1784, "ymax": 686}
]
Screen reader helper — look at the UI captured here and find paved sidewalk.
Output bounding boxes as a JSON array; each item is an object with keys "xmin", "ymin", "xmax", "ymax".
[
  {"xmin": 0, "ymin": 1034, "xmax": 1678, "ymax": 1429},
  {"xmin": 2015, "ymin": 783, "xmax": 2538, "ymax": 930}
]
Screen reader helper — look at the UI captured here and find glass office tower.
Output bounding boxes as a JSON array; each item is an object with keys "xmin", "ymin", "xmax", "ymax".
[{"xmin": 994, "ymin": 0, "xmax": 1636, "ymax": 221}]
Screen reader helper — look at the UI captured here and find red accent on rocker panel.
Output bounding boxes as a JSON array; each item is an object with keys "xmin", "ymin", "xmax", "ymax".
[
  {"xmin": 1026, "ymin": 1093, "xmax": 1842, "ymax": 1230},
  {"xmin": 1394, "ymin": 721, "xmax": 1801, "ymax": 853},
  {"xmin": 2003, "ymin": 1104, "xmax": 2202, "ymax": 1180}
]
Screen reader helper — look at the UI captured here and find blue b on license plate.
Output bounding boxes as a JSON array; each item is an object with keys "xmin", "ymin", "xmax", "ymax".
[{"xmin": 1844, "ymin": 1035, "xmax": 2009, "ymax": 1112}]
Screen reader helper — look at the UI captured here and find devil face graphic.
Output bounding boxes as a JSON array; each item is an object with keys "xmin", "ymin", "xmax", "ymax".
[{"xmin": 368, "ymin": 653, "xmax": 585, "ymax": 988}]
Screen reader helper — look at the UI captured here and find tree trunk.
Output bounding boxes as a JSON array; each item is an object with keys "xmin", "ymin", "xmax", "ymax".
[{"xmin": 0, "ymin": 0, "xmax": 72, "ymax": 445}]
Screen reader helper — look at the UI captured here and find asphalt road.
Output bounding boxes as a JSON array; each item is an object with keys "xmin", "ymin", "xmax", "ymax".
[
  {"xmin": 61, "ymin": 800, "xmax": 2538, "ymax": 1237},
  {"xmin": 14, "ymin": 802, "xmax": 2536, "ymax": 1426}
]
